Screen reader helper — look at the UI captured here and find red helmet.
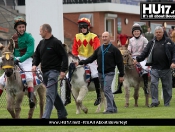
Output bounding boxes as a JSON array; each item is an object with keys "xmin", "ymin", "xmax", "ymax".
[{"xmin": 77, "ymin": 17, "xmax": 91, "ymax": 26}]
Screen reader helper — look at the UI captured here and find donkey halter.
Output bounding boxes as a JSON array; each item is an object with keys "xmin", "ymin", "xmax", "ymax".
[
  {"xmin": 1, "ymin": 52, "xmax": 14, "ymax": 69},
  {"xmin": 120, "ymin": 50, "xmax": 134, "ymax": 69}
]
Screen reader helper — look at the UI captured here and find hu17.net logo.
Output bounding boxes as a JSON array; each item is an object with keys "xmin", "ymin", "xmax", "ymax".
[{"xmin": 140, "ymin": 2, "xmax": 175, "ymax": 21}]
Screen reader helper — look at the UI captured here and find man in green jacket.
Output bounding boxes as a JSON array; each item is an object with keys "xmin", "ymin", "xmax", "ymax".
[{"xmin": 0, "ymin": 16, "xmax": 35, "ymax": 108}]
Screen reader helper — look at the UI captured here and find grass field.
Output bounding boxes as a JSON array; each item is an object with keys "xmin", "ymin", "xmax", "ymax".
[{"xmin": 0, "ymin": 80, "xmax": 175, "ymax": 132}]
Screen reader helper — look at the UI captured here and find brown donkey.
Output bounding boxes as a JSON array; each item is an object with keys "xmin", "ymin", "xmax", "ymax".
[
  {"xmin": 0, "ymin": 40, "xmax": 46, "ymax": 118},
  {"xmin": 121, "ymin": 50, "xmax": 150, "ymax": 107}
]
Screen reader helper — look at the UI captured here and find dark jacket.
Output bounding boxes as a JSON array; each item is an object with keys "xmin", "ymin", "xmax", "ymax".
[
  {"xmin": 32, "ymin": 35, "xmax": 68, "ymax": 73},
  {"xmin": 79, "ymin": 44, "xmax": 124, "ymax": 77},
  {"xmin": 136, "ymin": 36, "xmax": 175, "ymax": 67}
]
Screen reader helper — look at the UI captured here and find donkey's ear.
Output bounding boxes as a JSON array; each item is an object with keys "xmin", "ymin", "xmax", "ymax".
[
  {"xmin": 127, "ymin": 50, "xmax": 131, "ymax": 55},
  {"xmin": 7, "ymin": 39, "xmax": 15, "ymax": 52},
  {"xmin": 62, "ymin": 43, "xmax": 69, "ymax": 53},
  {"xmin": 0, "ymin": 43, "xmax": 4, "ymax": 50}
]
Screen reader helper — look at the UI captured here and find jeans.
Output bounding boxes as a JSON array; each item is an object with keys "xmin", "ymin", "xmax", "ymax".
[
  {"xmin": 98, "ymin": 72, "xmax": 117, "ymax": 112},
  {"xmin": 42, "ymin": 70, "xmax": 68, "ymax": 118}
]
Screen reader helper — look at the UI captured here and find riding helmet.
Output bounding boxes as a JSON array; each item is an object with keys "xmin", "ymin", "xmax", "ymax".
[
  {"xmin": 77, "ymin": 17, "xmax": 91, "ymax": 27},
  {"xmin": 14, "ymin": 16, "xmax": 27, "ymax": 29},
  {"xmin": 132, "ymin": 23, "xmax": 142, "ymax": 34}
]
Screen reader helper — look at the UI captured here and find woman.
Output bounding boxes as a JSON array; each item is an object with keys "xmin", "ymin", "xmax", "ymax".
[{"xmin": 114, "ymin": 23, "xmax": 149, "ymax": 95}]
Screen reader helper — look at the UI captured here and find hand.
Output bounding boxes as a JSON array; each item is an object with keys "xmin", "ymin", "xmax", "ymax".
[
  {"xmin": 133, "ymin": 59, "xmax": 138, "ymax": 65},
  {"xmin": 119, "ymin": 77, "xmax": 124, "ymax": 83},
  {"xmin": 171, "ymin": 63, "xmax": 175, "ymax": 69},
  {"xmin": 14, "ymin": 59, "xmax": 20, "ymax": 65},
  {"xmin": 60, "ymin": 72, "xmax": 66, "ymax": 80},
  {"xmin": 32, "ymin": 66, "xmax": 37, "ymax": 73},
  {"xmin": 74, "ymin": 62, "xmax": 79, "ymax": 67}
]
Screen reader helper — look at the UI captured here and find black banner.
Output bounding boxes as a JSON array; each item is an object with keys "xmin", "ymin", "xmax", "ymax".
[
  {"xmin": 140, "ymin": 2, "xmax": 175, "ymax": 21},
  {"xmin": 0, "ymin": 119, "xmax": 175, "ymax": 126}
]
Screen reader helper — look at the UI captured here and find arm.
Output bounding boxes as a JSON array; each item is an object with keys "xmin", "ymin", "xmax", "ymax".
[
  {"xmin": 115, "ymin": 48, "xmax": 124, "ymax": 77},
  {"xmin": 32, "ymin": 43, "xmax": 41, "ymax": 67},
  {"xmin": 72, "ymin": 36, "xmax": 79, "ymax": 56},
  {"xmin": 79, "ymin": 48, "xmax": 98, "ymax": 65},
  {"xmin": 143, "ymin": 37, "xmax": 148, "ymax": 48},
  {"xmin": 136, "ymin": 41, "xmax": 152, "ymax": 62},
  {"xmin": 58, "ymin": 41, "xmax": 68, "ymax": 73},
  {"xmin": 93, "ymin": 36, "xmax": 100, "ymax": 50},
  {"xmin": 127, "ymin": 39, "xmax": 132, "ymax": 53},
  {"xmin": 169, "ymin": 39, "xmax": 175, "ymax": 64},
  {"xmin": 19, "ymin": 34, "xmax": 34, "ymax": 62}
]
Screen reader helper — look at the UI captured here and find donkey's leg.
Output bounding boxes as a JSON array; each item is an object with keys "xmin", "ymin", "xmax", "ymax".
[
  {"xmin": 145, "ymin": 93, "xmax": 149, "ymax": 107},
  {"xmin": 6, "ymin": 95, "xmax": 15, "ymax": 118},
  {"xmin": 133, "ymin": 86, "xmax": 139, "ymax": 107},
  {"xmin": 77, "ymin": 86, "xmax": 88, "ymax": 114},
  {"xmin": 37, "ymin": 84, "xmax": 46, "ymax": 118},
  {"xmin": 15, "ymin": 92, "xmax": 24, "ymax": 118},
  {"xmin": 96, "ymin": 91, "xmax": 106, "ymax": 113},
  {"xmin": 124, "ymin": 86, "xmax": 130, "ymax": 107},
  {"xmin": 71, "ymin": 88, "xmax": 80, "ymax": 114}
]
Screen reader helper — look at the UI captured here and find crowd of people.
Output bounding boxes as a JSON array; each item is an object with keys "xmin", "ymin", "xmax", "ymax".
[{"xmin": 0, "ymin": 15, "xmax": 175, "ymax": 118}]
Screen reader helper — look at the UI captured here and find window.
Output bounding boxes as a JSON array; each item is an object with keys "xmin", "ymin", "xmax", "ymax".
[
  {"xmin": 134, "ymin": 21, "xmax": 146, "ymax": 26},
  {"xmin": 106, "ymin": 18, "xmax": 115, "ymax": 40},
  {"xmin": 150, "ymin": 23, "xmax": 162, "ymax": 33},
  {"xmin": 105, "ymin": 14, "xmax": 117, "ymax": 41}
]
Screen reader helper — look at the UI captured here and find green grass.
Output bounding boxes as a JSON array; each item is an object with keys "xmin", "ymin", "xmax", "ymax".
[{"xmin": 0, "ymin": 81, "xmax": 175, "ymax": 131}]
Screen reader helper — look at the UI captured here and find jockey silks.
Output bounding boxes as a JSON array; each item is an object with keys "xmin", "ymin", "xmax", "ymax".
[
  {"xmin": 72, "ymin": 32, "xmax": 100, "ymax": 58},
  {"xmin": 13, "ymin": 32, "xmax": 34, "ymax": 62}
]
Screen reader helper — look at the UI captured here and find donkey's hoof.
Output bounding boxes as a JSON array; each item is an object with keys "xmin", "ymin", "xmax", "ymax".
[
  {"xmin": 83, "ymin": 108, "xmax": 88, "ymax": 114},
  {"xmin": 145, "ymin": 104, "xmax": 149, "ymax": 107},
  {"xmin": 125, "ymin": 103, "xmax": 129, "ymax": 108},
  {"xmin": 76, "ymin": 111, "xmax": 80, "ymax": 114},
  {"xmin": 134, "ymin": 104, "xmax": 138, "ymax": 107}
]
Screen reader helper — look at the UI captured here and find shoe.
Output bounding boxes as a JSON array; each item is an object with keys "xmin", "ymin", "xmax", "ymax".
[
  {"xmin": 113, "ymin": 89, "xmax": 122, "ymax": 94},
  {"xmin": 103, "ymin": 111, "xmax": 117, "ymax": 114},
  {"xmin": 58, "ymin": 117, "xmax": 67, "ymax": 119},
  {"xmin": 64, "ymin": 100, "xmax": 71, "ymax": 106},
  {"xmin": 94, "ymin": 97, "xmax": 101, "ymax": 106},
  {"xmin": 29, "ymin": 99, "xmax": 35, "ymax": 108},
  {"xmin": 149, "ymin": 102, "xmax": 160, "ymax": 108},
  {"xmin": 164, "ymin": 103, "xmax": 170, "ymax": 107},
  {"xmin": 113, "ymin": 83, "xmax": 123, "ymax": 94}
]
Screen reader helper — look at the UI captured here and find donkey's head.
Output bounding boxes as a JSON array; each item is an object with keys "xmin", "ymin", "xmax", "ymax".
[
  {"xmin": 62, "ymin": 43, "xmax": 79, "ymax": 65},
  {"xmin": 120, "ymin": 50, "xmax": 133, "ymax": 66},
  {"xmin": 0, "ymin": 39, "xmax": 15, "ymax": 77}
]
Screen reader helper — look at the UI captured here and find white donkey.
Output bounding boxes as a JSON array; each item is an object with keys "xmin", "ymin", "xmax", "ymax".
[{"xmin": 63, "ymin": 44, "xmax": 106, "ymax": 114}]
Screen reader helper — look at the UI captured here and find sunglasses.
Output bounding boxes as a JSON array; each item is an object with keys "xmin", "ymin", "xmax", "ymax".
[{"xmin": 79, "ymin": 25, "xmax": 88, "ymax": 29}]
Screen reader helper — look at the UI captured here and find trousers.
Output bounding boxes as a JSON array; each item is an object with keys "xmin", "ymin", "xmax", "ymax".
[{"xmin": 42, "ymin": 70, "xmax": 68, "ymax": 118}]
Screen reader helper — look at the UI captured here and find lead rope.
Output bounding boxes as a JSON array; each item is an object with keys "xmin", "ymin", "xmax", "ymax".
[{"xmin": 101, "ymin": 43, "xmax": 111, "ymax": 83}]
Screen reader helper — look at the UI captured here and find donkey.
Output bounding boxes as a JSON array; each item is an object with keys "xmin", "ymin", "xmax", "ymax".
[
  {"xmin": 121, "ymin": 50, "xmax": 150, "ymax": 107},
  {"xmin": 0, "ymin": 40, "xmax": 46, "ymax": 119},
  {"xmin": 63, "ymin": 44, "xmax": 106, "ymax": 114}
]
